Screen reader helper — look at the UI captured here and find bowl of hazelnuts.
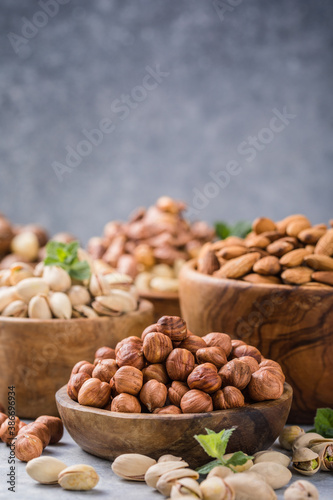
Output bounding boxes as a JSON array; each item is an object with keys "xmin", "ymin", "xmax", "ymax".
[{"xmin": 56, "ymin": 315, "xmax": 292, "ymax": 467}]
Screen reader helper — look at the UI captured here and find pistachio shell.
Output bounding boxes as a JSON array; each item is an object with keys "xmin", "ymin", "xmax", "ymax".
[
  {"xmin": 0, "ymin": 269, "xmax": 11, "ymax": 286},
  {"xmin": 284, "ymin": 479, "xmax": 319, "ymax": 499},
  {"xmin": 11, "ymin": 231, "xmax": 39, "ymax": 261},
  {"xmin": 309, "ymin": 441, "xmax": 333, "ymax": 471},
  {"xmin": 292, "ymin": 433, "xmax": 323, "ymax": 451},
  {"xmin": 112, "ymin": 453, "xmax": 156, "ymax": 481},
  {"xmin": 145, "ymin": 461, "xmax": 189, "ymax": 488},
  {"xmin": 43, "ymin": 266, "xmax": 72, "ymax": 292},
  {"xmin": 26, "ymin": 456, "xmax": 67, "ymax": 484},
  {"xmin": 2, "ymin": 300, "xmax": 28, "ymax": 317},
  {"xmin": 150, "ymin": 276, "xmax": 179, "ymax": 292},
  {"xmin": 0, "ymin": 287, "xmax": 19, "ymax": 312},
  {"xmin": 207, "ymin": 466, "xmax": 234, "ymax": 480},
  {"xmin": 156, "ymin": 468, "xmax": 199, "ymax": 496},
  {"xmin": 170, "ymin": 477, "xmax": 202, "ymax": 498},
  {"xmin": 292, "ymin": 447, "xmax": 320, "ymax": 476},
  {"xmin": 67, "ymin": 285, "xmax": 91, "ymax": 306},
  {"xmin": 73, "ymin": 305, "xmax": 98, "ymax": 319},
  {"xmin": 95, "ymin": 290, "xmax": 137, "ymax": 313},
  {"xmin": 223, "ymin": 453, "xmax": 253, "ymax": 472},
  {"xmin": 58, "ymin": 464, "xmax": 99, "ymax": 490},
  {"xmin": 279, "ymin": 426, "xmax": 305, "ymax": 450},
  {"xmin": 16, "ymin": 277, "xmax": 49, "ymax": 302},
  {"xmin": 254, "ymin": 451, "xmax": 291, "ymax": 468},
  {"xmin": 225, "ymin": 473, "xmax": 277, "ymax": 500},
  {"xmin": 9, "ymin": 263, "xmax": 34, "ymax": 285},
  {"xmin": 48, "ymin": 292, "xmax": 72, "ymax": 319},
  {"xmin": 200, "ymin": 476, "xmax": 235, "ymax": 500},
  {"xmin": 135, "ymin": 272, "xmax": 153, "ymax": 291},
  {"xmin": 28, "ymin": 294, "xmax": 52, "ymax": 319},
  {"xmin": 248, "ymin": 462, "xmax": 292, "ymax": 489},
  {"xmin": 158, "ymin": 455, "xmax": 183, "ymax": 463}
]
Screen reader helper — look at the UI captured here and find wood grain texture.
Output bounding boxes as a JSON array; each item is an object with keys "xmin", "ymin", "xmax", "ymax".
[
  {"xmin": 0, "ymin": 300, "xmax": 154, "ymax": 418},
  {"xmin": 56, "ymin": 383, "xmax": 292, "ymax": 467},
  {"xmin": 139, "ymin": 291, "xmax": 180, "ymax": 322},
  {"xmin": 179, "ymin": 261, "xmax": 333, "ymax": 423}
]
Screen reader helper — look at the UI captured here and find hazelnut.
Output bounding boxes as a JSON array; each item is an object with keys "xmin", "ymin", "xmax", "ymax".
[
  {"xmin": 35, "ymin": 416, "xmax": 63, "ymax": 445},
  {"xmin": 213, "ymin": 386, "xmax": 245, "ymax": 410},
  {"xmin": 143, "ymin": 332, "xmax": 173, "ymax": 363},
  {"xmin": 202, "ymin": 333, "xmax": 232, "ymax": 357},
  {"xmin": 0, "ymin": 416, "xmax": 21, "ymax": 444},
  {"xmin": 232, "ymin": 344, "xmax": 261, "ymax": 363},
  {"xmin": 18, "ymin": 422, "xmax": 50, "ymax": 448},
  {"xmin": 180, "ymin": 389, "xmax": 213, "ymax": 413},
  {"xmin": 237, "ymin": 356, "xmax": 260, "ymax": 374},
  {"xmin": 0, "ymin": 412, "xmax": 7, "ymax": 427},
  {"xmin": 15, "ymin": 434, "xmax": 44, "ymax": 462},
  {"xmin": 113, "ymin": 366, "xmax": 143, "ymax": 395},
  {"xmin": 259, "ymin": 365, "xmax": 285, "ymax": 384},
  {"xmin": 196, "ymin": 346, "xmax": 227, "ymax": 368},
  {"xmin": 142, "ymin": 364, "xmax": 169, "ymax": 385},
  {"xmin": 157, "ymin": 316, "xmax": 187, "ymax": 343},
  {"xmin": 78, "ymin": 378, "xmax": 111, "ymax": 408},
  {"xmin": 153, "ymin": 406, "xmax": 182, "ymax": 415},
  {"xmin": 111, "ymin": 394, "xmax": 141, "ymax": 413},
  {"xmin": 92, "ymin": 359, "xmax": 118, "ymax": 383},
  {"xmin": 219, "ymin": 360, "xmax": 251, "ymax": 390},
  {"xmin": 231, "ymin": 339, "xmax": 246, "ymax": 349},
  {"xmin": 248, "ymin": 368, "xmax": 284, "ymax": 401},
  {"xmin": 71, "ymin": 360, "xmax": 95, "ymax": 377},
  {"xmin": 140, "ymin": 380, "xmax": 168, "ymax": 412},
  {"xmin": 179, "ymin": 335, "xmax": 206, "ymax": 354},
  {"xmin": 187, "ymin": 363, "xmax": 221, "ymax": 394},
  {"xmin": 168, "ymin": 381, "xmax": 189, "ymax": 407},
  {"xmin": 115, "ymin": 336, "xmax": 142, "ymax": 355},
  {"xmin": 166, "ymin": 348, "xmax": 195, "ymax": 381},
  {"xmin": 141, "ymin": 323, "xmax": 162, "ymax": 341},
  {"xmin": 67, "ymin": 372, "xmax": 91, "ymax": 402},
  {"xmin": 94, "ymin": 346, "xmax": 116, "ymax": 360},
  {"xmin": 116, "ymin": 343, "xmax": 145, "ymax": 370},
  {"xmin": 259, "ymin": 359, "xmax": 282, "ymax": 370}
]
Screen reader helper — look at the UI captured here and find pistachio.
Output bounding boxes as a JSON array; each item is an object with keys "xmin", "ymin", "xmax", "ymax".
[
  {"xmin": 0, "ymin": 287, "xmax": 19, "ymax": 313},
  {"xmin": 248, "ymin": 461, "xmax": 291, "ymax": 489},
  {"xmin": 284, "ymin": 480, "xmax": 319, "ymax": 500},
  {"xmin": 158, "ymin": 455, "xmax": 183, "ymax": 463},
  {"xmin": 150, "ymin": 276, "xmax": 179, "ymax": 292},
  {"xmin": 11, "ymin": 231, "xmax": 39, "ymax": 261},
  {"xmin": 103, "ymin": 272, "xmax": 133, "ymax": 289},
  {"xmin": 2, "ymin": 299, "xmax": 28, "ymax": 317},
  {"xmin": 33, "ymin": 261, "xmax": 44, "ymax": 277},
  {"xmin": 225, "ymin": 473, "xmax": 277, "ymax": 500},
  {"xmin": 254, "ymin": 451, "xmax": 291, "ymax": 468},
  {"xmin": 48, "ymin": 292, "xmax": 72, "ymax": 319},
  {"xmin": 73, "ymin": 305, "xmax": 98, "ymax": 318},
  {"xmin": 67, "ymin": 285, "xmax": 91, "ymax": 306},
  {"xmin": 292, "ymin": 432, "xmax": 323, "ymax": 451},
  {"xmin": 0, "ymin": 269, "xmax": 11, "ymax": 286},
  {"xmin": 95, "ymin": 290, "xmax": 137, "ymax": 313},
  {"xmin": 207, "ymin": 466, "xmax": 234, "ymax": 480},
  {"xmin": 152, "ymin": 264, "xmax": 175, "ymax": 279},
  {"xmin": 309, "ymin": 440, "xmax": 333, "ymax": 471},
  {"xmin": 28, "ymin": 294, "xmax": 52, "ymax": 319},
  {"xmin": 200, "ymin": 476, "xmax": 234, "ymax": 500},
  {"xmin": 145, "ymin": 460, "xmax": 189, "ymax": 488},
  {"xmin": 92, "ymin": 300, "xmax": 121, "ymax": 317},
  {"xmin": 43, "ymin": 266, "xmax": 72, "ymax": 292},
  {"xmin": 135, "ymin": 272, "xmax": 153, "ymax": 291},
  {"xmin": 89, "ymin": 273, "xmax": 107, "ymax": 296},
  {"xmin": 170, "ymin": 477, "xmax": 202, "ymax": 498},
  {"xmin": 58, "ymin": 464, "xmax": 99, "ymax": 490},
  {"xmin": 26, "ymin": 456, "xmax": 67, "ymax": 484},
  {"xmin": 111, "ymin": 453, "xmax": 156, "ymax": 481},
  {"xmin": 292, "ymin": 447, "xmax": 320, "ymax": 476},
  {"xmin": 16, "ymin": 277, "xmax": 49, "ymax": 302},
  {"xmin": 9, "ymin": 263, "xmax": 34, "ymax": 285},
  {"xmin": 156, "ymin": 468, "xmax": 199, "ymax": 496},
  {"xmin": 279, "ymin": 426, "xmax": 305, "ymax": 450},
  {"xmin": 223, "ymin": 453, "xmax": 253, "ymax": 472}
]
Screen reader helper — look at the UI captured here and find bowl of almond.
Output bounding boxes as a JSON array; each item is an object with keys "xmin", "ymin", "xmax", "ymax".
[{"xmin": 179, "ymin": 215, "xmax": 333, "ymax": 423}]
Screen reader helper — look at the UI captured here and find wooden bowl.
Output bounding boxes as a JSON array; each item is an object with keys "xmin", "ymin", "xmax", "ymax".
[
  {"xmin": 139, "ymin": 290, "xmax": 181, "ymax": 322},
  {"xmin": 56, "ymin": 383, "xmax": 292, "ymax": 467},
  {"xmin": 0, "ymin": 300, "xmax": 154, "ymax": 419},
  {"xmin": 179, "ymin": 260, "xmax": 333, "ymax": 423}
]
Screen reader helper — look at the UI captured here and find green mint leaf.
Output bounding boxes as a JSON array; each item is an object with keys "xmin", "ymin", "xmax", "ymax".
[
  {"xmin": 44, "ymin": 256, "xmax": 61, "ymax": 266},
  {"xmin": 218, "ymin": 427, "xmax": 236, "ymax": 457},
  {"xmin": 225, "ymin": 451, "xmax": 253, "ymax": 467},
  {"xmin": 314, "ymin": 408, "xmax": 333, "ymax": 438},
  {"xmin": 230, "ymin": 221, "xmax": 252, "ymax": 238},
  {"xmin": 215, "ymin": 222, "xmax": 231, "ymax": 240},
  {"xmin": 56, "ymin": 247, "xmax": 68, "ymax": 262},
  {"xmin": 196, "ymin": 459, "xmax": 222, "ymax": 475},
  {"xmin": 45, "ymin": 241, "xmax": 65, "ymax": 259},
  {"xmin": 69, "ymin": 260, "xmax": 91, "ymax": 281},
  {"xmin": 194, "ymin": 427, "xmax": 236, "ymax": 461}
]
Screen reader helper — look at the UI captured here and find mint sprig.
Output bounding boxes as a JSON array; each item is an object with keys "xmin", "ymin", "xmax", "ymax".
[
  {"xmin": 195, "ymin": 427, "xmax": 253, "ymax": 474},
  {"xmin": 311, "ymin": 408, "xmax": 333, "ymax": 438},
  {"xmin": 44, "ymin": 241, "xmax": 91, "ymax": 281},
  {"xmin": 215, "ymin": 221, "xmax": 252, "ymax": 240}
]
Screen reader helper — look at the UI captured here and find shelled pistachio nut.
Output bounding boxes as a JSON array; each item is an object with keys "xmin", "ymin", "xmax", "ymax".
[
  {"xmin": 223, "ymin": 453, "xmax": 253, "ymax": 472},
  {"xmin": 43, "ymin": 266, "xmax": 72, "ymax": 292},
  {"xmin": 279, "ymin": 426, "xmax": 305, "ymax": 450},
  {"xmin": 0, "ymin": 286, "xmax": 18, "ymax": 312},
  {"xmin": 28, "ymin": 294, "xmax": 52, "ymax": 319},
  {"xmin": 170, "ymin": 477, "xmax": 202, "ymax": 498},
  {"xmin": 112, "ymin": 454, "xmax": 156, "ymax": 481},
  {"xmin": 248, "ymin": 461, "xmax": 292, "ymax": 489},
  {"xmin": 292, "ymin": 447, "xmax": 320, "ymax": 476},
  {"xmin": 207, "ymin": 466, "xmax": 234, "ymax": 480},
  {"xmin": 145, "ymin": 461, "xmax": 189, "ymax": 488},
  {"xmin": 67, "ymin": 285, "xmax": 91, "ymax": 306},
  {"xmin": 9, "ymin": 263, "xmax": 34, "ymax": 285},
  {"xmin": 253, "ymin": 451, "xmax": 291, "ymax": 468},
  {"xmin": 284, "ymin": 479, "xmax": 319, "ymax": 499},
  {"xmin": 225, "ymin": 473, "xmax": 277, "ymax": 500},
  {"xmin": 156, "ymin": 468, "xmax": 199, "ymax": 496},
  {"xmin": 26, "ymin": 456, "xmax": 67, "ymax": 484},
  {"xmin": 48, "ymin": 292, "xmax": 72, "ymax": 319},
  {"xmin": 200, "ymin": 476, "xmax": 235, "ymax": 500},
  {"xmin": 72, "ymin": 305, "xmax": 98, "ymax": 318},
  {"xmin": 58, "ymin": 464, "xmax": 99, "ymax": 490},
  {"xmin": 16, "ymin": 277, "xmax": 49, "ymax": 302},
  {"xmin": 2, "ymin": 299, "xmax": 28, "ymax": 317},
  {"xmin": 292, "ymin": 433, "xmax": 323, "ymax": 451}
]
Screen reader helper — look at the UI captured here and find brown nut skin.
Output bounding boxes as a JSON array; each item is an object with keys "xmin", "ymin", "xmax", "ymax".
[
  {"xmin": 67, "ymin": 372, "xmax": 91, "ymax": 402},
  {"xmin": 115, "ymin": 336, "xmax": 143, "ymax": 355},
  {"xmin": 231, "ymin": 344, "xmax": 262, "ymax": 363},
  {"xmin": 71, "ymin": 360, "xmax": 95, "ymax": 377},
  {"xmin": 0, "ymin": 416, "xmax": 21, "ymax": 444},
  {"xmin": 113, "ymin": 366, "xmax": 143, "ymax": 395},
  {"xmin": 259, "ymin": 365, "xmax": 285, "ymax": 384},
  {"xmin": 196, "ymin": 346, "xmax": 227, "ymax": 369},
  {"xmin": 180, "ymin": 389, "xmax": 213, "ymax": 414},
  {"xmin": 166, "ymin": 348, "xmax": 195, "ymax": 381},
  {"xmin": 94, "ymin": 346, "xmax": 116, "ymax": 360},
  {"xmin": 116, "ymin": 343, "xmax": 145, "ymax": 370},
  {"xmin": 18, "ymin": 422, "xmax": 50, "ymax": 448},
  {"xmin": 0, "ymin": 412, "xmax": 7, "ymax": 427},
  {"xmin": 111, "ymin": 393, "xmax": 141, "ymax": 413},
  {"xmin": 143, "ymin": 331, "xmax": 173, "ymax": 363},
  {"xmin": 78, "ymin": 378, "xmax": 111, "ymax": 408},
  {"xmin": 202, "ymin": 332, "xmax": 232, "ymax": 357},
  {"xmin": 92, "ymin": 359, "xmax": 118, "ymax": 383},
  {"xmin": 237, "ymin": 356, "xmax": 260, "ymax": 374},
  {"xmin": 14, "ymin": 433, "xmax": 44, "ymax": 462},
  {"xmin": 213, "ymin": 386, "xmax": 245, "ymax": 410},
  {"xmin": 248, "ymin": 368, "xmax": 284, "ymax": 401},
  {"xmin": 157, "ymin": 316, "xmax": 188, "ymax": 342},
  {"xmin": 219, "ymin": 359, "xmax": 252, "ymax": 390},
  {"xmin": 35, "ymin": 416, "xmax": 63, "ymax": 444},
  {"xmin": 141, "ymin": 323, "xmax": 163, "ymax": 341},
  {"xmin": 142, "ymin": 364, "xmax": 169, "ymax": 385},
  {"xmin": 259, "ymin": 359, "xmax": 283, "ymax": 371},
  {"xmin": 140, "ymin": 380, "xmax": 168, "ymax": 412},
  {"xmin": 153, "ymin": 405, "xmax": 182, "ymax": 415},
  {"xmin": 179, "ymin": 335, "xmax": 207, "ymax": 354},
  {"xmin": 168, "ymin": 381, "xmax": 190, "ymax": 407},
  {"xmin": 187, "ymin": 363, "xmax": 221, "ymax": 394}
]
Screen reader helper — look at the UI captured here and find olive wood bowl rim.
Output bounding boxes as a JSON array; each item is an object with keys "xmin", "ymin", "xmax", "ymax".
[
  {"xmin": 182, "ymin": 259, "xmax": 333, "ymax": 293},
  {"xmin": 0, "ymin": 299, "xmax": 153, "ymax": 325},
  {"xmin": 56, "ymin": 382, "xmax": 292, "ymax": 421}
]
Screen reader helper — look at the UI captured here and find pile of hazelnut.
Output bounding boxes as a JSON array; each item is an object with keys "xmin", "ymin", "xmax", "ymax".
[
  {"xmin": 0, "ymin": 406, "xmax": 63, "ymax": 462},
  {"xmin": 197, "ymin": 214, "xmax": 333, "ymax": 287},
  {"xmin": 67, "ymin": 315, "xmax": 285, "ymax": 414},
  {"xmin": 87, "ymin": 197, "xmax": 215, "ymax": 293}
]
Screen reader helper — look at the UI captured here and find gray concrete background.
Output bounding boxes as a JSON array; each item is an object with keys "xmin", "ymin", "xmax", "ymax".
[{"xmin": 0, "ymin": 0, "xmax": 332, "ymax": 244}]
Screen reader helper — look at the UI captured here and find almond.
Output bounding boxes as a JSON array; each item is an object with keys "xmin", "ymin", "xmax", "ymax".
[
  {"xmin": 298, "ymin": 227, "xmax": 327, "ymax": 244},
  {"xmin": 216, "ymin": 252, "xmax": 261, "ymax": 279},
  {"xmin": 243, "ymin": 274, "xmax": 281, "ymax": 285},
  {"xmin": 197, "ymin": 246, "xmax": 219, "ymax": 275},
  {"xmin": 279, "ymin": 248, "xmax": 312, "ymax": 268},
  {"xmin": 245, "ymin": 235, "xmax": 270, "ymax": 249},
  {"xmin": 252, "ymin": 217, "xmax": 276, "ymax": 234},
  {"xmin": 253, "ymin": 256, "xmax": 281, "ymax": 275},
  {"xmin": 276, "ymin": 214, "xmax": 309, "ymax": 234},
  {"xmin": 217, "ymin": 246, "xmax": 248, "ymax": 260},
  {"xmin": 304, "ymin": 254, "xmax": 333, "ymax": 271},
  {"xmin": 314, "ymin": 228, "xmax": 333, "ymax": 256},
  {"xmin": 260, "ymin": 230, "xmax": 283, "ymax": 242},
  {"xmin": 267, "ymin": 240, "xmax": 294, "ymax": 257},
  {"xmin": 312, "ymin": 271, "xmax": 333, "ymax": 286},
  {"xmin": 281, "ymin": 267, "xmax": 313, "ymax": 285},
  {"xmin": 286, "ymin": 218, "xmax": 311, "ymax": 237}
]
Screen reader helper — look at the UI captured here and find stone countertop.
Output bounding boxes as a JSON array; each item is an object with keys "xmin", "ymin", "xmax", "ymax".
[{"xmin": 0, "ymin": 424, "xmax": 332, "ymax": 499}]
